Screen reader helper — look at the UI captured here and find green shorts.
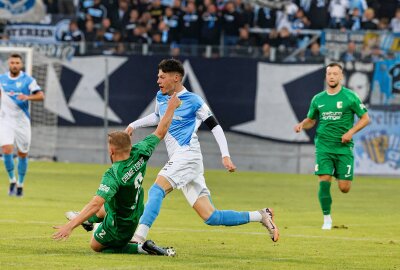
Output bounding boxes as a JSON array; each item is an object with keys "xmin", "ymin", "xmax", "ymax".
[
  {"xmin": 315, "ymin": 152, "xmax": 354, "ymax": 180},
  {"xmin": 93, "ymin": 214, "xmax": 140, "ymax": 248}
]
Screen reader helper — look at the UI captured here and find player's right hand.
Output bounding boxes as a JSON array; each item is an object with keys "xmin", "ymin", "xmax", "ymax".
[
  {"xmin": 294, "ymin": 123, "xmax": 303, "ymax": 133},
  {"xmin": 125, "ymin": 126, "xmax": 134, "ymax": 136},
  {"xmin": 168, "ymin": 93, "xmax": 181, "ymax": 109}
]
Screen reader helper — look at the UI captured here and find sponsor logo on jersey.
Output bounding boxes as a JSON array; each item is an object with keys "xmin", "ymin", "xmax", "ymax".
[
  {"xmin": 315, "ymin": 164, "xmax": 319, "ymax": 172},
  {"xmin": 318, "ymin": 104, "xmax": 325, "ymax": 108},
  {"xmin": 359, "ymin": 104, "xmax": 366, "ymax": 110},
  {"xmin": 321, "ymin": 111, "xmax": 342, "ymax": 120},
  {"xmin": 337, "ymin": 101, "xmax": 343, "ymax": 109},
  {"xmin": 98, "ymin": 184, "xmax": 110, "ymax": 193}
]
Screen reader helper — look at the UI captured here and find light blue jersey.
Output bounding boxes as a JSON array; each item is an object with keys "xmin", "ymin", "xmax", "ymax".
[
  {"xmin": 0, "ymin": 71, "xmax": 41, "ymax": 119},
  {"xmin": 155, "ymin": 89, "xmax": 213, "ymax": 157}
]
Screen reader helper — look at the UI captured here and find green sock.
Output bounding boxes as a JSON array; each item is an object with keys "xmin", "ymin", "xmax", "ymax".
[
  {"xmin": 88, "ymin": 215, "xmax": 103, "ymax": 223},
  {"xmin": 101, "ymin": 243, "xmax": 139, "ymax": 254},
  {"xmin": 318, "ymin": 181, "xmax": 332, "ymax": 215}
]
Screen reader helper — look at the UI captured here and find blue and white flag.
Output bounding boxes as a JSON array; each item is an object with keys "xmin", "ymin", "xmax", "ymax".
[{"xmin": 0, "ymin": 0, "xmax": 45, "ymax": 23}]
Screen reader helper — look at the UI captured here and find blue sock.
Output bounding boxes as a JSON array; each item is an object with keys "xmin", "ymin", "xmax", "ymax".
[
  {"xmin": 205, "ymin": 210, "xmax": 250, "ymax": 226},
  {"xmin": 139, "ymin": 184, "xmax": 165, "ymax": 228},
  {"xmin": 3, "ymin": 154, "xmax": 15, "ymax": 181},
  {"xmin": 17, "ymin": 157, "xmax": 28, "ymax": 186}
]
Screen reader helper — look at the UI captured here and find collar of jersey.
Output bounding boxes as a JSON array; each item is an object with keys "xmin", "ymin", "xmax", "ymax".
[
  {"xmin": 7, "ymin": 71, "xmax": 24, "ymax": 80},
  {"xmin": 176, "ymin": 88, "xmax": 188, "ymax": 97},
  {"xmin": 326, "ymin": 86, "xmax": 343, "ymax": 96}
]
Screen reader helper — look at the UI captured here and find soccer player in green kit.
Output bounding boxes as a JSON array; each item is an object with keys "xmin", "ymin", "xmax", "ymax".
[
  {"xmin": 294, "ymin": 63, "xmax": 370, "ymax": 230},
  {"xmin": 52, "ymin": 93, "xmax": 181, "ymax": 256}
]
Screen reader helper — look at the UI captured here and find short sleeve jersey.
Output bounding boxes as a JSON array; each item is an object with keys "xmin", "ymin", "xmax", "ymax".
[
  {"xmin": 307, "ymin": 87, "xmax": 367, "ymax": 154},
  {"xmin": 96, "ymin": 134, "xmax": 160, "ymax": 226}
]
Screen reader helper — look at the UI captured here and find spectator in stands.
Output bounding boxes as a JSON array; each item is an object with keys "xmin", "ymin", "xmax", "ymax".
[
  {"xmin": 277, "ymin": 27, "xmax": 297, "ymax": 54},
  {"xmin": 348, "ymin": 0, "xmax": 368, "ymax": 16},
  {"xmin": 241, "ymin": 2, "xmax": 255, "ymax": 27},
  {"xmin": 390, "ymin": 8, "xmax": 400, "ymax": 33},
  {"xmin": 275, "ymin": 1, "xmax": 298, "ymax": 31},
  {"xmin": 306, "ymin": 0, "xmax": 329, "ymax": 29},
  {"xmin": 108, "ymin": 0, "xmax": 131, "ymax": 30},
  {"xmin": 139, "ymin": 11, "xmax": 157, "ymax": 32},
  {"xmin": 261, "ymin": 42, "xmax": 272, "ymax": 61},
  {"xmin": 305, "ymin": 41, "xmax": 325, "ymax": 62},
  {"xmin": 126, "ymin": 24, "xmax": 151, "ymax": 44},
  {"xmin": 100, "ymin": 18, "xmax": 117, "ymax": 42},
  {"xmin": 291, "ymin": 8, "xmax": 311, "ymax": 31},
  {"xmin": 222, "ymin": 1, "xmax": 244, "ymax": 47},
  {"xmin": 180, "ymin": 1, "xmax": 201, "ymax": 54},
  {"xmin": 162, "ymin": 7, "xmax": 181, "ymax": 45},
  {"xmin": 84, "ymin": 19, "xmax": 98, "ymax": 42},
  {"xmin": 361, "ymin": 8, "xmax": 378, "ymax": 29},
  {"xmin": 378, "ymin": 17, "xmax": 390, "ymax": 30},
  {"xmin": 341, "ymin": 41, "xmax": 361, "ymax": 62},
  {"xmin": 255, "ymin": 5, "xmax": 277, "ymax": 29},
  {"xmin": 148, "ymin": 0, "xmax": 165, "ymax": 28},
  {"xmin": 61, "ymin": 21, "xmax": 84, "ymax": 42},
  {"xmin": 172, "ymin": 0, "xmax": 184, "ymax": 17},
  {"xmin": 58, "ymin": 0, "xmax": 76, "ymax": 15},
  {"xmin": 82, "ymin": 0, "xmax": 108, "ymax": 29},
  {"xmin": 363, "ymin": 45, "xmax": 385, "ymax": 62},
  {"xmin": 200, "ymin": 4, "xmax": 221, "ymax": 46},
  {"xmin": 124, "ymin": 9, "xmax": 141, "ymax": 41},
  {"xmin": 345, "ymin": 7, "xmax": 362, "ymax": 30},
  {"xmin": 328, "ymin": 0, "xmax": 349, "ymax": 29},
  {"xmin": 235, "ymin": 27, "xmax": 258, "ymax": 57}
]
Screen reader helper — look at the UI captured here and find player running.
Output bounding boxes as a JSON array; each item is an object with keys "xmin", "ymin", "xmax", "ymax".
[
  {"xmin": 0, "ymin": 53, "xmax": 44, "ymax": 197},
  {"xmin": 295, "ymin": 62, "xmax": 370, "ymax": 230},
  {"xmin": 124, "ymin": 58, "xmax": 279, "ymax": 243},
  {"xmin": 52, "ymin": 94, "xmax": 181, "ymax": 256}
]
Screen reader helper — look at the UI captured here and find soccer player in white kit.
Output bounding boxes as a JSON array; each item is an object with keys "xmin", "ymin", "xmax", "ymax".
[
  {"xmin": 0, "ymin": 53, "xmax": 44, "ymax": 197},
  {"xmin": 125, "ymin": 59, "xmax": 279, "ymax": 243}
]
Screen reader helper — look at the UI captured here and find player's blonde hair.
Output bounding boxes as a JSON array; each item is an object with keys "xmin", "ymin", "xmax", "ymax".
[{"xmin": 108, "ymin": 131, "xmax": 131, "ymax": 154}]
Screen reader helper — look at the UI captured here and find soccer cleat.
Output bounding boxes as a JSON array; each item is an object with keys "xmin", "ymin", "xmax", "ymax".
[
  {"xmin": 8, "ymin": 182, "xmax": 16, "ymax": 196},
  {"xmin": 142, "ymin": 240, "xmax": 176, "ymax": 256},
  {"xmin": 65, "ymin": 211, "xmax": 94, "ymax": 231},
  {"xmin": 16, "ymin": 187, "xmax": 23, "ymax": 197},
  {"xmin": 322, "ymin": 221, "xmax": 332, "ymax": 230},
  {"xmin": 259, "ymin": 208, "xmax": 279, "ymax": 242}
]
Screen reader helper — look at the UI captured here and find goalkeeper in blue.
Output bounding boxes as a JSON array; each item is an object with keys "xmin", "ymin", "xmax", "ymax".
[{"xmin": 125, "ymin": 59, "xmax": 279, "ymax": 243}]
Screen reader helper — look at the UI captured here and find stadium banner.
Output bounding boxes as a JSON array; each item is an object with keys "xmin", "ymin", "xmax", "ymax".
[
  {"xmin": 371, "ymin": 56, "xmax": 400, "ymax": 105},
  {"xmin": 55, "ymin": 55, "xmax": 327, "ymax": 143},
  {"xmin": 322, "ymin": 30, "xmax": 400, "ymax": 59},
  {"xmin": 0, "ymin": 0, "xmax": 45, "ymax": 23},
  {"xmin": 5, "ymin": 17, "xmax": 71, "ymax": 43},
  {"xmin": 354, "ymin": 109, "xmax": 400, "ymax": 175}
]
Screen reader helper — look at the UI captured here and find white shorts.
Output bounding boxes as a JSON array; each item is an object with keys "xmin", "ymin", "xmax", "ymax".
[
  {"xmin": 158, "ymin": 150, "xmax": 210, "ymax": 207},
  {"xmin": 0, "ymin": 116, "xmax": 31, "ymax": 153}
]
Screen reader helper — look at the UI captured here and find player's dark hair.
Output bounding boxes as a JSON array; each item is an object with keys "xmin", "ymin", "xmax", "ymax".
[
  {"xmin": 108, "ymin": 131, "xmax": 131, "ymax": 153},
  {"xmin": 326, "ymin": 62, "xmax": 343, "ymax": 70},
  {"xmin": 158, "ymin": 59, "xmax": 184, "ymax": 78},
  {"xmin": 9, "ymin": 53, "xmax": 23, "ymax": 60}
]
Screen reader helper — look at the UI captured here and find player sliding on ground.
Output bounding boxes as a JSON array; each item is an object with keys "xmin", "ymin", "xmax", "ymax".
[
  {"xmin": 52, "ymin": 93, "xmax": 181, "ymax": 256},
  {"xmin": 124, "ymin": 58, "xmax": 279, "ymax": 243},
  {"xmin": 294, "ymin": 62, "xmax": 370, "ymax": 230}
]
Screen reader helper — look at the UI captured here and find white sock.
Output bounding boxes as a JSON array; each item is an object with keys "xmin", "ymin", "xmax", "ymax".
[
  {"xmin": 137, "ymin": 244, "xmax": 148, "ymax": 254},
  {"xmin": 249, "ymin": 211, "xmax": 262, "ymax": 222},
  {"xmin": 135, "ymin": 224, "xmax": 150, "ymax": 240},
  {"xmin": 324, "ymin": 215, "xmax": 332, "ymax": 223}
]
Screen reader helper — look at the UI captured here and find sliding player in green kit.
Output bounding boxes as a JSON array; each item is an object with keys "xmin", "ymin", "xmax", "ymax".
[
  {"xmin": 52, "ymin": 93, "xmax": 181, "ymax": 256},
  {"xmin": 294, "ymin": 63, "xmax": 370, "ymax": 230}
]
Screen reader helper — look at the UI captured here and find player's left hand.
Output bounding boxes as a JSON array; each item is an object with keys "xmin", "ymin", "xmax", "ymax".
[
  {"xmin": 222, "ymin": 156, "xmax": 236, "ymax": 172},
  {"xmin": 341, "ymin": 131, "xmax": 353, "ymax": 143},
  {"xmin": 52, "ymin": 225, "xmax": 73, "ymax": 241},
  {"xmin": 17, "ymin": 94, "xmax": 29, "ymax": 101}
]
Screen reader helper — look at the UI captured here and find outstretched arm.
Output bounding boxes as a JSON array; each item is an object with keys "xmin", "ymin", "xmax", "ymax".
[
  {"xmin": 52, "ymin": 195, "xmax": 105, "ymax": 240},
  {"xmin": 153, "ymin": 93, "xmax": 181, "ymax": 140},
  {"xmin": 125, "ymin": 113, "xmax": 160, "ymax": 136},
  {"xmin": 204, "ymin": 116, "xmax": 236, "ymax": 172},
  {"xmin": 342, "ymin": 113, "xmax": 370, "ymax": 143},
  {"xmin": 294, "ymin": 118, "xmax": 316, "ymax": 133}
]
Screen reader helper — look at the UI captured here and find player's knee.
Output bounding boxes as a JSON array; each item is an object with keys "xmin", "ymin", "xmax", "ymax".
[
  {"xmin": 90, "ymin": 240, "xmax": 103, "ymax": 252},
  {"xmin": 340, "ymin": 186, "xmax": 350, "ymax": 193},
  {"xmin": 204, "ymin": 210, "xmax": 221, "ymax": 226}
]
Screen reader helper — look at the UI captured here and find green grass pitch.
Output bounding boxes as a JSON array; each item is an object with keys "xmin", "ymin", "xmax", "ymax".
[{"xmin": 0, "ymin": 162, "xmax": 399, "ymax": 270}]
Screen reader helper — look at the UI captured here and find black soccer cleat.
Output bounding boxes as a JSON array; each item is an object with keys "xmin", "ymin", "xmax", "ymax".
[
  {"xmin": 8, "ymin": 182, "xmax": 16, "ymax": 196},
  {"xmin": 142, "ymin": 240, "xmax": 176, "ymax": 256},
  {"xmin": 16, "ymin": 187, "xmax": 23, "ymax": 197}
]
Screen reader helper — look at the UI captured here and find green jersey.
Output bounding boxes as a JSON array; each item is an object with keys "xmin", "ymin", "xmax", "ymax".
[
  {"xmin": 96, "ymin": 134, "xmax": 160, "ymax": 228},
  {"xmin": 307, "ymin": 87, "xmax": 367, "ymax": 155}
]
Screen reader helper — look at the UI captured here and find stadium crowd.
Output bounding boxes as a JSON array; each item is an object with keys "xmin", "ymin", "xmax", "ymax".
[{"xmin": 3, "ymin": 0, "xmax": 400, "ymax": 59}]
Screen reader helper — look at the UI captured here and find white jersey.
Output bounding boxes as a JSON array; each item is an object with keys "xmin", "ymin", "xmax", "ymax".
[
  {"xmin": 155, "ymin": 89, "xmax": 212, "ymax": 158},
  {"xmin": 0, "ymin": 71, "xmax": 41, "ymax": 121}
]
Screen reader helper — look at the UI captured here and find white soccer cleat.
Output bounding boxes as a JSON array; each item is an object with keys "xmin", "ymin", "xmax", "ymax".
[
  {"xmin": 259, "ymin": 208, "xmax": 279, "ymax": 242},
  {"xmin": 322, "ymin": 221, "xmax": 332, "ymax": 230},
  {"xmin": 65, "ymin": 211, "xmax": 94, "ymax": 231}
]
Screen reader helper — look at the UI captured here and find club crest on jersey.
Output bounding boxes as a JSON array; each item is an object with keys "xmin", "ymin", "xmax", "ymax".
[
  {"xmin": 16, "ymin": 82, "xmax": 22, "ymax": 88},
  {"xmin": 337, "ymin": 101, "xmax": 343, "ymax": 109}
]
